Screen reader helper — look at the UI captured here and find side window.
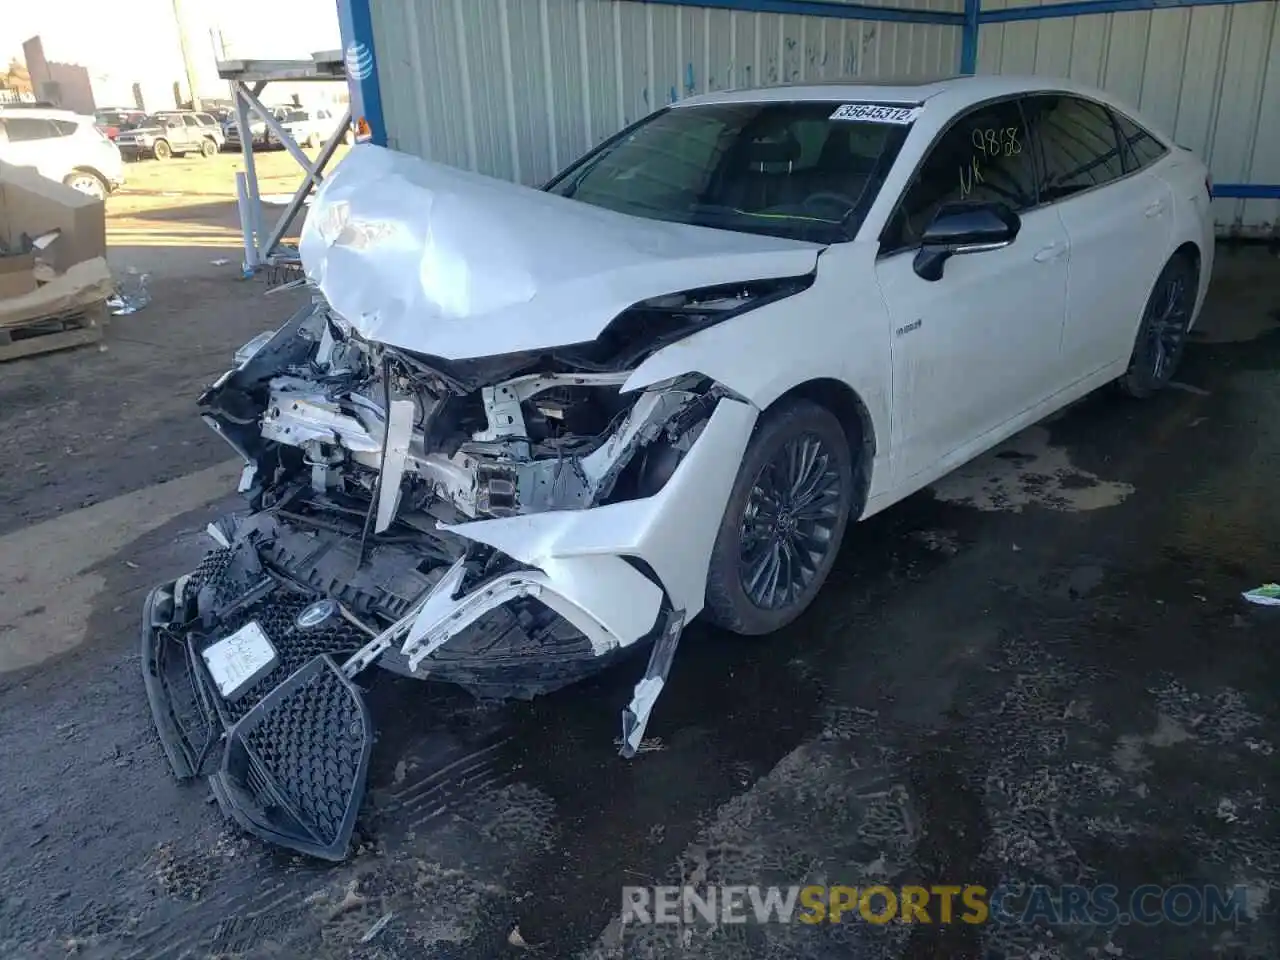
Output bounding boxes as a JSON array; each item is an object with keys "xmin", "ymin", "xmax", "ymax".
[
  {"xmin": 183, "ymin": 115, "xmax": 202, "ymax": 127},
  {"xmin": 3, "ymin": 118, "xmax": 58, "ymax": 142},
  {"xmin": 51, "ymin": 119, "xmax": 78, "ymax": 136},
  {"xmin": 884, "ymin": 99, "xmax": 1035, "ymax": 251},
  {"xmin": 1113, "ymin": 111, "xmax": 1168, "ymax": 172},
  {"xmin": 1025, "ymin": 95, "xmax": 1125, "ymax": 201}
]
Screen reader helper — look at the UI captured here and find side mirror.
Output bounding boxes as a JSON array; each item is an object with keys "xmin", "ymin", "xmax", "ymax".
[{"xmin": 912, "ymin": 201, "xmax": 1021, "ymax": 281}]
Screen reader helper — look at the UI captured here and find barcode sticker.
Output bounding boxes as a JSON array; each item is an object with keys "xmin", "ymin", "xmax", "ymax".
[{"xmin": 829, "ymin": 103, "xmax": 922, "ymax": 124}]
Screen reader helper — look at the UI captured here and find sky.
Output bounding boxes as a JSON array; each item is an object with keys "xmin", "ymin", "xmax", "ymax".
[{"xmin": 1, "ymin": 0, "xmax": 341, "ymax": 99}]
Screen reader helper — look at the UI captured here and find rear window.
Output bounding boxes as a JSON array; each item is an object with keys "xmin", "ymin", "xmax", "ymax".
[
  {"xmin": 1114, "ymin": 111, "xmax": 1168, "ymax": 172},
  {"xmin": 1, "ymin": 117, "xmax": 59, "ymax": 141},
  {"xmin": 544, "ymin": 101, "xmax": 913, "ymax": 243}
]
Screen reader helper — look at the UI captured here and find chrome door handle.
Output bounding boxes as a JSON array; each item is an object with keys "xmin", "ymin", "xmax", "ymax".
[
  {"xmin": 1033, "ymin": 242, "xmax": 1066, "ymax": 263},
  {"xmin": 1145, "ymin": 199, "xmax": 1167, "ymax": 218}
]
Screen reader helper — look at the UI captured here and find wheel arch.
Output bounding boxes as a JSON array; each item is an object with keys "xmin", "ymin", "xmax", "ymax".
[
  {"xmin": 68, "ymin": 164, "xmax": 109, "ymax": 183},
  {"xmin": 1172, "ymin": 240, "xmax": 1200, "ymax": 275},
  {"xmin": 763, "ymin": 377, "xmax": 876, "ymax": 519}
]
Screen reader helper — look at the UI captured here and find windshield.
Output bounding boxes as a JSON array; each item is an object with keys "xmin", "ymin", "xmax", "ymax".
[{"xmin": 544, "ymin": 101, "xmax": 913, "ymax": 243}]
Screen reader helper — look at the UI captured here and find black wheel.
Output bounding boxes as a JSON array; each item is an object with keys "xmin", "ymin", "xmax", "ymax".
[
  {"xmin": 201, "ymin": 138, "xmax": 217, "ymax": 157},
  {"xmin": 152, "ymin": 139, "xmax": 172, "ymax": 160},
  {"xmin": 1118, "ymin": 254, "xmax": 1198, "ymax": 398},
  {"xmin": 704, "ymin": 399, "xmax": 854, "ymax": 636}
]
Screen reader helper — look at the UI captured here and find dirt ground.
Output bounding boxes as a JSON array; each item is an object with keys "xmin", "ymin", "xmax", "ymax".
[{"xmin": 0, "ymin": 154, "xmax": 1278, "ymax": 959}]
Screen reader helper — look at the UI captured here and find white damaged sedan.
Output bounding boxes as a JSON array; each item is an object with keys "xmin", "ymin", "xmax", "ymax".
[{"xmin": 143, "ymin": 75, "xmax": 1213, "ymax": 859}]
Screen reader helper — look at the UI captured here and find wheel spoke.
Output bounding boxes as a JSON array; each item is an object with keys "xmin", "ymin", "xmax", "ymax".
[{"xmin": 738, "ymin": 429, "xmax": 846, "ymax": 611}]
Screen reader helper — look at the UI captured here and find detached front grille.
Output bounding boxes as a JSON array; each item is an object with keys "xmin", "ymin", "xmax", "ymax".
[
  {"xmin": 240, "ymin": 660, "xmax": 368, "ymax": 847},
  {"xmin": 203, "ymin": 592, "xmax": 365, "ymax": 723}
]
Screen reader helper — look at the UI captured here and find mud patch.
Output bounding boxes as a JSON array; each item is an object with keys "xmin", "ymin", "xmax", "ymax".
[{"xmin": 932, "ymin": 426, "xmax": 1134, "ymax": 513}]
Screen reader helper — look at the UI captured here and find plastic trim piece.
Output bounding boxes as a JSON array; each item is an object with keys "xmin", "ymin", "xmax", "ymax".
[
  {"xmin": 641, "ymin": 0, "xmax": 964, "ymax": 26},
  {"xmin": 979, "ymin": 0, "xmax": 1269, "ymax": 23}
]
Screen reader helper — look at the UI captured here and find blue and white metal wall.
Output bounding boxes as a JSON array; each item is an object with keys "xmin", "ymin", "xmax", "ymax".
[
  {"xmin": 976, "ymin": 0, "xmax": 1280, "ymax": 235},
  {"xmin": 363, "ymin": 0, "xmax": 964, "ymax": 186},
  {"xmin": 341, "ymin": 0, "xmax": 1279, "ymax": 234}
]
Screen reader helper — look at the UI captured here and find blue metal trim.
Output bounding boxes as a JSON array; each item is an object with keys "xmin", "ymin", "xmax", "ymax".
[
  {"xmin": 336, "ymin": 0, "xmax": 386, "ymax": 146},
  {"xmin": 980, "ymin": 0, "xmax": 1266, "ymax": 24},
  {"xmin": 960, "ymin": 0, "xmax": 980, "ymax": 73},
  {"xmin": 641, "ymin": 0, "xmax": 964, "ymax": 27},
  {"xmin": 1211, "ymin": 183, "xmax": 1280, "ymax": 199}
]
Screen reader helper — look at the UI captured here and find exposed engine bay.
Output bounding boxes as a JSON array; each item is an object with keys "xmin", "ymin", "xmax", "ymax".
[{"xmin": 141, "ymin": 286, "xmax": 779, "ymax": 859}]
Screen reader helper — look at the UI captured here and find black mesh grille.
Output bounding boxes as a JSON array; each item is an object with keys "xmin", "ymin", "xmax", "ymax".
[
  {"xmin": 186, "ymin": 548, "xmax": 236, "ymax": 604},
  {"xmin": 241, "ymin": 664, "xmax": 366, "ymax": 846},
  {"xmin": 203, "ymin": 594, "xmax": 364, "ymax": 722}
]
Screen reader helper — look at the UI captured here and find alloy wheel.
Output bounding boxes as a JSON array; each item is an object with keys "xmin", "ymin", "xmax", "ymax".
[
  {"xmin": 738, "ymin": 433, "xmax": 844, "ymax": 610},
  {"xmin": 1142, "ymin": 268, "xmax": 1193, "ymax": 382}
]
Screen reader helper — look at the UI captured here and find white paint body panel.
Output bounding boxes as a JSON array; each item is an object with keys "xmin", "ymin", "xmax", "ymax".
[
  {"xmin": 300, "ymin": 144, "xmax": 820, "ymax": 359},
  {"xmin": 875, "ymin": 204, "xmax": 1070, "ymax": 488},
  {"xmin": 297, "ymin": 75, "xmax": 1212, "ymax": 655}
]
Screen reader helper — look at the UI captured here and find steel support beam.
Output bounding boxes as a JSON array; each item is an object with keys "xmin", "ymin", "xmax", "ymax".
[
  {"xmin": 979, "ymin": 0, "xmax": 1269, "ymax": 23},
  {"xmin": 224, "ymin": 65, "xmax": 352, "ymax": 273},
  {"xmin": 337, "ymin": 0, "xmax": 387, "ymax": 143},
  {"xmin": 642, "ymin": 0, "xmax": 963, "ymax": 25},
  {"xmin": 961, "ymin": 0, "xmax": 981, "ymax": 73},
  {"xmin": 259, "ymin": 106, "xmax": 352, "ymax": 259}
]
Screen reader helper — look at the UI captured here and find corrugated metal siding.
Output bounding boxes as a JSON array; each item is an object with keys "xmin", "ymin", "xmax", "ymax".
[
  {"xmin": 371, "ymin": 0, "xmax": 962, "ymax": 186},
  {"xmin": 978, "ymin": 0, "xmax": 1280, "ymax": 235}
]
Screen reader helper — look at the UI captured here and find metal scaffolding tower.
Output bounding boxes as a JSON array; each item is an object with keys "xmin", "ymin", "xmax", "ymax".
[{"xmin": 217, "ymin": 52, "xmax": 352, "ymax": 276}]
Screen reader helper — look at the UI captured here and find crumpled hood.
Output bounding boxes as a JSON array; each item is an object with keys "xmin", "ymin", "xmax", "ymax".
[{"xmin": 299, "ymin": 144, "xmax": 822, "ymax": 360}]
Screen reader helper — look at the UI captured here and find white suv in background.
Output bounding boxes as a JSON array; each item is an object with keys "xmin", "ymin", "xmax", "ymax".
[{"xmin": 0, "ymin": 107, "xmax": 125, "ymax": 199}]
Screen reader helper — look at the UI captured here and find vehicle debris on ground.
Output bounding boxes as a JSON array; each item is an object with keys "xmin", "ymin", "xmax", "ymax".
[
  {"xmin": 143, "ymin": 144, "xmax": 802, "ymax": 860},
  {"xmin": 0, "ymin": 161, "xmax": 111, "ymax": 360}
]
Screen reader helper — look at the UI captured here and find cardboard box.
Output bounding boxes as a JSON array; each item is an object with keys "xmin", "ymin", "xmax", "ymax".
[
  {"xmin": 0, "ymin": 161, "xmax": 106, "ymax": 274},
  {"xmin": 0, "ymin": 251, "xmax": 37, "ymax": 301}
]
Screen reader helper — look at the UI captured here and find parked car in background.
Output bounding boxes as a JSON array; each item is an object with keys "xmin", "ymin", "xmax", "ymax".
[
  {"xmin": 223, "ymin": 105, "xmax": 292, "ymax": 150},
  {"xmin": 0, "ymin": 106, "xmax": 124, "ymax": 198},
  {"xmin": 267, "ymin": 107, "xmax": 347, "ymax": 147},
  {"xmin": 115, "ymin": 110, "xmax": 224, "ymax": 160},
  {"xmin": 94, "ymin": 107, "xmax": 146, "ymax": 141}
]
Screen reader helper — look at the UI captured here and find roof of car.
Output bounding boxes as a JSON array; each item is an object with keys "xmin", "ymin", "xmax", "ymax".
[
  {"xmin": 0, "ymin": 106, "xmax": 90, "ymax": 121},
  {"xmin": 675, "ymin": 74, "xmax": 1107, "ymax": 109}
]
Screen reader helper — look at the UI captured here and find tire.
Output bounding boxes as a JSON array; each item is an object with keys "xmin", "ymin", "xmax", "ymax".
[
  {"xmin": 704, "ymin": 399, "xmax": 855, "ymax": 636},
  {"xmin": 152, "ymin": 139, "xmax": 172, "ymax": 160},
  {"xmin": 63, "ymin": 170, "xmax": 107, "ymax": 200},
  {"xmin": 201, "ymin": 138, "xmax": 217, "ymax": 157},
  {"xmin": 1117, "ymin": 253, "xmax": 1199, "ymax": 399}
]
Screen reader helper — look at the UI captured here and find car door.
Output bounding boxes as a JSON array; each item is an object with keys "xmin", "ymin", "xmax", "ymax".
[
  {"xmin": 182, "ymin": 114, "xmax": 205, "ymax": 150},
  {"xmin": 875, "ymin": 97, "xmax": 1070, "ymax": 488},
  {"xmin": 1023, "ymin": 95, "xmax": 1174, "ymax": 378}
]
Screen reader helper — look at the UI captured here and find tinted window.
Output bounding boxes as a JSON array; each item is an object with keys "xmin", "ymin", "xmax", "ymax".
[
  {"xmin": 183, "ymin": 115, "xmax": 202, "ymax": 127},
  {"xmin": 196, "ymin": 113, "xmax": 217, "ymax": 126},
  {"xmin": 545, "ymin": 102, "xmax": 911, "ymax": 243},
  {"xmin": 1113, "ymin": 111, "xmax": 1167, "ymax": 172},
  {"xmin": 3, "ymin": 117, "xmax": 59, "ymax": 142},
  {"xmin": 1024, "ymin": 95, "xmax": 1125, "ymax": 201},
  {"xmin": 51, "ymin": 119, "xmax": 78, "ymax": 136},
  {"xmin": 884, "ymin": 98, "xmax": 1035, "ymax": 251}
]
